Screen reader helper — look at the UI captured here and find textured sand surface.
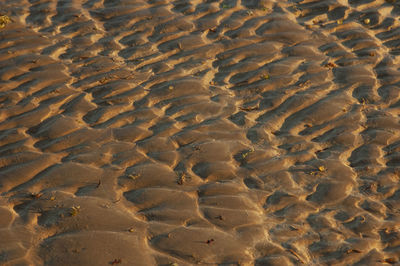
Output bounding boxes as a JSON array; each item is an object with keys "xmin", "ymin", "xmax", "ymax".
[{"xmin": 1, "ymin": 0, "xmax": 400, "ymax": 265}]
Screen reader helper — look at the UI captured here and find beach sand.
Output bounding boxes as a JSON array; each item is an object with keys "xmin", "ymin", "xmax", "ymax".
[{"xmin": 1, "ymin": 0, "xmax": 400, "ymax": 265}]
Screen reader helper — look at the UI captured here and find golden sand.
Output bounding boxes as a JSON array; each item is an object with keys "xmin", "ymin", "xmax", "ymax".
[{"xmin": 1, "ymin": 0, "xmax": 400, "ymax": 265}]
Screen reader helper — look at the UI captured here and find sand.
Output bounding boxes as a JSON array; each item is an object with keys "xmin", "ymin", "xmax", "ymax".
[{"xmin": 0, "ymin": 0, "xmax": 400, "ymax": 265}]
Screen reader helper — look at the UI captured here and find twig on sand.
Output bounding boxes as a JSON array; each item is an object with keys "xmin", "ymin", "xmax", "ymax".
[
  {"xmin": 346, "ymin": 249, "xmax": 362, "ymax": 254},
  {"xmin": 110, "ymin": 258, "xmax": 122, "ymax": 265},
  {"xmin": 378, "ymin": 258, "xmax": 398, "ymax": 264},
  {"xmin": 324, "ymin": 62, "xmax": 337, "ymax": 69},
  {"xmin": 206, "ymin": 238, "xmax": 214, "ymax": 244},
  {"xmin": 287, "ymin": 249, "xmax": 305, "ymax": 264},
  {"xmin": 113, "ymin": 198, "xmax": 121, "ymax": 203},
  {"xmin": 239, "ymin": 106, "xmax": 259, "ymax": 112},
  {"xmin": 30, "ymin": 192, "xmax": 43, "ymax": 199},
  {"xmin": 127, "ymin": 173, "xmax": 140, "ymax": 180}
]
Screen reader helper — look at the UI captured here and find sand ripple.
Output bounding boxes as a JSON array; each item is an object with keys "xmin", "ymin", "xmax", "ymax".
[{"xmin": 1, "ymin": 0, "xmax": 400, "ymax": 265}]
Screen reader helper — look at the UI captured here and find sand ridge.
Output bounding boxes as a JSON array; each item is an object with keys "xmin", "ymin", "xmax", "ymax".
[{"xmin": 1, "ymin": 0, "xmax": 400, "ymax": 265}]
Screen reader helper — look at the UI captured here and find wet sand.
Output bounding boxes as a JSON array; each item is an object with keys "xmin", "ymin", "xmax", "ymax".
[{"xmin": 1, "ymin": 0, "xmax": 400, "ymax": 265}]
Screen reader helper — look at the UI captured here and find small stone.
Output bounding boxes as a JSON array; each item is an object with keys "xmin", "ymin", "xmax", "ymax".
[
  {"xmin": 0, "ymin": 15, "xmax": 11, "ymax": 29},
  {"xmin": 69, "ymin": 206, "xmax": 80, "ymax": 216}
]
